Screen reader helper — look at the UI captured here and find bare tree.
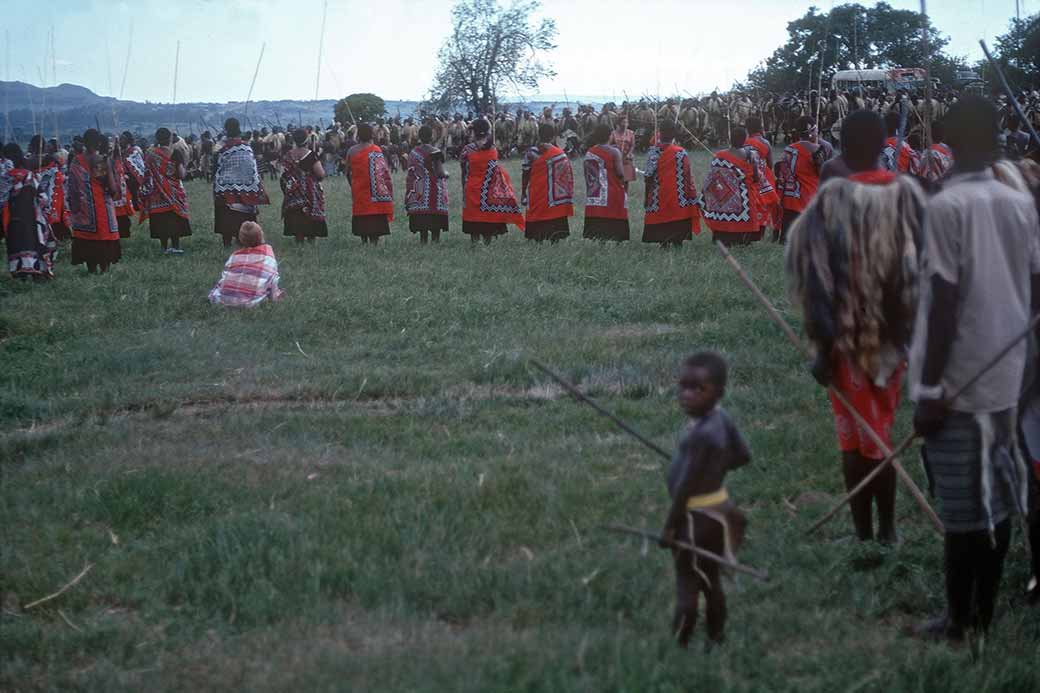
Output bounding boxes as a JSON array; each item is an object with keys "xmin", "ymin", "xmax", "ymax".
[{"xmin": 427, "ymin": 0, "xmax": 557, "ymax": 114}]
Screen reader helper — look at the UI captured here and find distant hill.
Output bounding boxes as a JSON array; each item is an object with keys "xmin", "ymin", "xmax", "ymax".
[
  {"xmin": 0, "ymin": 81, "xmax": 612, "ymax": 143},
  {"xmin": 0, "ymin": 81, "xmax": 423, "ymax": 142}
]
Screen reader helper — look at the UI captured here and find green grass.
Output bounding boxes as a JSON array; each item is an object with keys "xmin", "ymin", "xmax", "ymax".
[{"xmin": 1, "ymin": 154, "xmax": 1038, "ymax": 692}]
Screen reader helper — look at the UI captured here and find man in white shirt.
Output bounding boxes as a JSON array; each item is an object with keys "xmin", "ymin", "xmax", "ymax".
[{"xmin": 911, "ymin": 96, "xmax": 1040, "ymax": 646}]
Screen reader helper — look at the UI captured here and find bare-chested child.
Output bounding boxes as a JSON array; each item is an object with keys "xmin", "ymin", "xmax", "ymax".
[{"xmin": 661, "ymin": 352, "xmax": 751, "ymax": 650}]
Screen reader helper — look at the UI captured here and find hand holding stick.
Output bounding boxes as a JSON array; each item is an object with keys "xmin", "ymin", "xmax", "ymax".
[
  {"xmin": 807, "ymin": 313, "xmax": 1040, "ymax": 534},
  {"xmin": 529, "ymin": 360, "xmax": 671, "ymax": 463},
  {"xmin": 714, "ymin": 241, "xmax": 944, "ymax": 535},
  {"xmin": 602, "ymin": 525, "xmax": 770, "ymax": 582}
]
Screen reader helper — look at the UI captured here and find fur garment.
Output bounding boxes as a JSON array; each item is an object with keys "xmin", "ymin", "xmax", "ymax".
[{"xmin": 785, "ymin": 175, "xmax": 926, "ymax": 380}]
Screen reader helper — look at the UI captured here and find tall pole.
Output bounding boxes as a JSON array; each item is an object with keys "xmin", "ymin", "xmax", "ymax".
[
  {"xmin": 106, "ymin": 39, "xmax": 114, "ymax": 96},
  {"xmin": 172, "ymin": 41, "xmax": 179, "ymax": 106},
  {"xmin": 920, "ymin": 1, "xmax": 933, "ymax": 150},
  {"xmin": 245, "ymin": 42, "xmax": 266, "ymax": 120},
  {"xmin": 50, "ymin": 25, "xmax": 57, "ymax": 85},
  {"xmin": 172, "ymin": 39, "xmax": 180, "ymax": 134},
  {"xmin": 119, "ymin": 20, "xmax": 133, "ymax": 100},
  {"xmin": 315, "ymin": 0, "xmax": 328, "ymax": 100},
  {"xmin": 816, "ymin": 39, "xmax": 826, "ymax": 129},
  {"xmin": 4, "ymin": 30, "xmax": 10, "ymax": 142}
]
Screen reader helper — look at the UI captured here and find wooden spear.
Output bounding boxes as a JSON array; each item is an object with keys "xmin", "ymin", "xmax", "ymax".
[
  {"xmin": 602, "ymin": 525, "xmax": 771, "ymax": 582},
  {"xmin": 169, "ymin": 39, "xmax": 181, "ymax": 136},
  {"xmin": 980, "ymin": 40, "xmax": 1040, "ymax": 147},
  {"xmin": 714, "ymin": 241, "xmax": 944, "ymax": 535},
  {"xmin": 530, "ymin": 359, "xmax": 671, "ymax": 462},
  {"xmin": 919, "ymin": 1, "xmax": 933, "ymax": 150},
  {"xmin": 244, "ymin": 42, "xmax": 266, "ymax": 121},
  {"xmin": 315, "ymin": 0, "xmax": 328, "ymax": 100},
  {"xmin": 808, "ymin": 313, "xmax": 1040, "ymax": 534},
  {"xmin": 119, "ymin": 20, "xmax": 133, "ymax": 100}
]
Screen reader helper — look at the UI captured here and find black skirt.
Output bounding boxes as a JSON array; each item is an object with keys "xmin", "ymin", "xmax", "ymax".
[
  {"xmin": 352, "ymin": 214, "xmax": 391, "ymax": 238},
  {"xmin": 525, "ymin": 217, "xmax": 570, "ymax": 242},
  {"xmin": 713, "ymin": 229, "xmax": 763, "ymax": 247},
  {"xmin": 776, "ymin": 209, "xmax": 800, "ymax": 243},
  {"xmin": 283, "ymin": 209, "xmax": 329, "ymax": 238},
  {"xmin": 461, "ymin": 221, "xmax": 508, "ymax": 237},
  {"xmin": 150, "ymin": 211, "xmax": 192, "ymax": 240},
  {"xmin": 214, "ymin": 203, "xmax": 257, "ymax": 239},
  {"xmin": 642, "ymin": 220, "xmax": 692, "ymax": 245},
  {"xmin": 583, "ymin": 217, "xmax": 630, "ymax": 242},
  {"xmin": 117, "ymin": 215, "xmax": 132, "ymax": 239},
  {"xmin": 51, "ymin": 222, "xmax": 71, "ymax": 242},
  {"xmin": 71, "ymin": 238, "xmax": 122, "ymax": 266},
  {"xmin": 408, "ymin": 213, "xmax": 449, "ymax": 234}
]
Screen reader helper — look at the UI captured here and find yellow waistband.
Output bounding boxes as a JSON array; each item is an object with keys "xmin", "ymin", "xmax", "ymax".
[{"xmin": 686, "ymin": 488, "xmax": 729, "ymax": 510}]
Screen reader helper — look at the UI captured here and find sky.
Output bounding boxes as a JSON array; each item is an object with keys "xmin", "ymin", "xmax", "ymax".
[{"xmin": 2, "ymin": 0, "xmax": 1030, "ymax": 104}]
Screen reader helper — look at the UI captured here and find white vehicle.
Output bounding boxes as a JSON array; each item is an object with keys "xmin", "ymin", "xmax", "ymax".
[{"xmin": 832, "ymin": 68, "xmax": 931, "ymax": 94}]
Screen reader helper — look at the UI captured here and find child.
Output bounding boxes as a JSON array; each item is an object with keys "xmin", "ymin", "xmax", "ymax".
[
  {"xmin": 208, "ymin": 221, "xmax": 285, "ymax": 307},
  {"xmin": 661, "ymin": 351, "xmax": 750, "ymax": 650}
]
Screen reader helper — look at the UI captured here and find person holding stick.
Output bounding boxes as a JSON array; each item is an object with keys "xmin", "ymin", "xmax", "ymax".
[
  {"xmin": 881, "ymin": 109, "xmax": 920, "ymax": 175},
  {"xmin": 786, "ymin": 110, "xmax": 926, "ymax": 544},
  {"xmin": 661, "ymin": 351, "xmax": 751, "ymax": 650},
  {"xmin": 909, "ymin": 96, "xmax": 1038, "ymax": 645}
]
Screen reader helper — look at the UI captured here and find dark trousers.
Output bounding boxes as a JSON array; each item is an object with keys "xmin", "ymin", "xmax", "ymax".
[
  {"xmin": 775, "ymin": 209, "xmax": 799, "ymax": 243},
  {"xmin": 1030, "ymin": 473, "xmax": 1040, "ymax": 596},
  {"xmin": 672, "ymin": 513, "xmax": 727, "ymax": 647},
  {"xmin": 944, "ymin": 519, "xmax": 1012, "ymax": 635},
  {"xmin": 842, "ymin": 451, "xmax": 897, "ymax": 542}
]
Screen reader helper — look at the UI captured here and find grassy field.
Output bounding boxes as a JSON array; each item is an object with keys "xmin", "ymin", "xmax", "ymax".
[{"xmin": 1, "ymin": 152, "xmax": 1038, "ymax": 692}]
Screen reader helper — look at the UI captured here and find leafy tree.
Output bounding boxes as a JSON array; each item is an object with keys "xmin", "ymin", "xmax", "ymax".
[
  {"xmin": 746, "ymin": 3, "xmax": 963, "ymax": 94},
  {"xmin": 334, "ymin": 93, "xmax": 386, "ymax": 125},
  {"xmin": 977, "ymin": 13, "xmax": 1040, "ymax": 91},
  {"xmin": 427, "ymin": 0, "xmax": 557, "ymax": 114}
]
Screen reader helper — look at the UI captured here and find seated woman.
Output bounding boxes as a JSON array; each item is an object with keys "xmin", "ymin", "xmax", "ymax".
[{"xmin": 208, "ymin": 221, "xmax": 286, "ymax": 307}]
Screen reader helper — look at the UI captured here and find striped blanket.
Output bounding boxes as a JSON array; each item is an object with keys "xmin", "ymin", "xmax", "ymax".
[{"xmin": 208, "ymin": 243, "xmax": 285, "ymax": 307}]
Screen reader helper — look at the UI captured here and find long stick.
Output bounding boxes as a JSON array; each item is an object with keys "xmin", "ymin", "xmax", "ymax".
[
  {"xmin": 602, "ymin": 525, "xmax": 770, "ymax": 582},
  {"xmin": 815, "ymin": 40, "xmax": 826, "ymax": 129},
  {"xmin": 24, "ymin": 564, "xmax": 93, "ymax": 610},
  {"xmin": 674, "ymin": 117, "xmax": 714, "ymax": 156},
  {"xmin": 920, "ymin": 1, "xmax": 933, "ymax": 150},
  {"xmin": 980, "ymin": 40, "xmax": 1040, "ymax": 147},
  {"xmin": 714, "ymin": 241, "xmax": 944, "ymax": 535},
  {"xmin": 50, "ymin": 24, "xmax": 56, "ymax": 86},
  {"xmin": 3, "ymin": 30, "xmax": 10, "ymax": 142},
  {"xmin": 808, "ymin": 313, "xmax": 1040, "ymax": 534},
  {"xmin": 314, "ymin": 0, "xmax": 328, "ymax": 100},
  {"xmin": 530, "ymin": 360, "xmax": 672, "ymax": 462},
  {"xmin": 118, "ymin": 20, "xmax": 133, "ymax": 100},
  {"xmin": 172, "ymin": 40, "xmax": 180, "ymax": 133},
  {"xmin": 245, "ymin": 42, "xmax": 266, "ymax": 119}
]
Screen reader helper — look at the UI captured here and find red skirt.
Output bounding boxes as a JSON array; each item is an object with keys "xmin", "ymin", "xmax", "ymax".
[{"xmin": 828, "ymin": 356, "xmax": 904, "ymax": 460}]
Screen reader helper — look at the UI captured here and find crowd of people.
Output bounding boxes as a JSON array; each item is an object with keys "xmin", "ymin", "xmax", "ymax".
[
  {"xmin": 2, "ymin": 88, "xmax": 1040, "ymax": 651},
  {"xmin": 8, "ymin": 88, "xmax": 1035, "ymax": 284}
]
